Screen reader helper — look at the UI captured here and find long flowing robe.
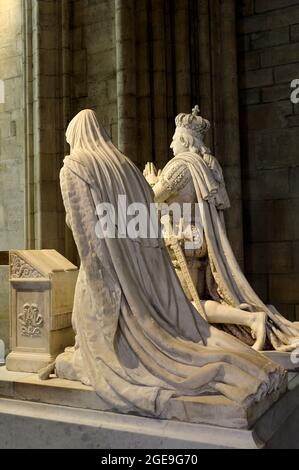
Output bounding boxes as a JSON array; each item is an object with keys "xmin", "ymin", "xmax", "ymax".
[
  {"xmin": 56, "ymin": 111, "xmax": 285, "ymax": 420},
  {"xmin": 159, "ymin": 151, "xmax": 299, "ymax": 350}
]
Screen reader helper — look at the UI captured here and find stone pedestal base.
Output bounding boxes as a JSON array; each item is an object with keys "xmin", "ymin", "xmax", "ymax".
[
  {"xmin": 6, "ymin": 327, "xmax": 74, "ymax": 373},
  {"xmin": 5, "ymin": 352, "xmax": 56, "ymax": 374},
  {"xmin": 0, "ymin": 367, "xmax": 298, "ymax": 448},
  {"xmin": 0, "ymin": 377, "xmax": 299, "ymax": 448},
  {"xmin": 0, "ymin": 397, "xmax": 261, "ymax": 449},
  {"xmin": 0, "ymin": 366, "xmax": 287, "ymax": 430}
]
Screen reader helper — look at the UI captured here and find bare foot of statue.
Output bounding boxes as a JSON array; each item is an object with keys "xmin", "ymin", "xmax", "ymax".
[{"xmin": 251, "ymin": 312, "xmax": 267, "ymax": 351}]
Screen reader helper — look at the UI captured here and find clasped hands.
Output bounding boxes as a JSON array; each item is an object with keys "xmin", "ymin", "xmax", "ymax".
[{"xmin": 143, "ymin": 162, "xmax": 161, "ymax": 187}]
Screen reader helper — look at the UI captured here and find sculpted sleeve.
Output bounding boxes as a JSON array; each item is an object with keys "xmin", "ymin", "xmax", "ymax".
[{"xmin": 152, "ymin": 160, "xmax": 191, "ymax": 203}]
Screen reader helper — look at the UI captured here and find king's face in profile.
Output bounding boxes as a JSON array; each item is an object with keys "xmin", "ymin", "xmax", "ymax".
[{"xmin": 170, "ymin": 129, "xmax": 188, "ymax": 156}]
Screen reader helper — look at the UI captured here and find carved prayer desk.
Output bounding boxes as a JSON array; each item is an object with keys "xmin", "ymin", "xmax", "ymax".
[{"xmin": 6, "ymin": 250, "xmax": 78, "ymax": 373}]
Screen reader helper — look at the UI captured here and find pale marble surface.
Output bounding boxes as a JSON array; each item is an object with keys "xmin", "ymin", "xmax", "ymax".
[
  {"xmin": 6, "ymin": 250, "xmax": 78, "ymax": 373},
  {"xmin": 0, "ymin": 368, "xmax": 298, "ymax": 448},
  {"xmin": 0, "ymin": 366, "xmax": 288, "ymax": 431},
  {"xmin": 0, "ymin": 397, "xmax": 260, "ymax": 449}
]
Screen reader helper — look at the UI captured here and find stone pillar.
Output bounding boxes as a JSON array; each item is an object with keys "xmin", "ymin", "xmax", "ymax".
[
  {"xmin": 198, "ymin": 0, "xmax": 244, "ymax": 266},
  {"xmin": 115, "ymin": 0, "xmax": 137, "ymax": 163},
  {"xmin": 23, "ymin": 0, "xmax": 73, "ymax": 257},
  {"xmin": 23, "ymin": 0, "xmax": 35, "ymax": 249},
  {"xmin": 136, "ymin": 0, "xmax": 153, "ymax": 169},
  {"xmin": 213, "ymin": 0, "xmax": 244, "ymax": 266},
  {"xmin": 150, "ymin": 0, "xmax": 169, "ymax": 170},
  {"xmin": 174, "ymin": 0, "xmax": 191, "ymax": 113}
]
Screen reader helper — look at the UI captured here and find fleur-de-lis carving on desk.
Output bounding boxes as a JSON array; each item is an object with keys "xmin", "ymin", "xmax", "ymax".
[{"xmin": 18, "ymin": 303, "xmax": 44, "ymax": 337}]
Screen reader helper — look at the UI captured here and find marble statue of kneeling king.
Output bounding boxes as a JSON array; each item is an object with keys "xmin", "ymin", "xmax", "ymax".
[
  {"xmin": 43, "ymin": 109, "xmax": 288, "ymax": 428},
  {"xmin": 144, "ymin": 105, "xmax": 299, "ymax": 353}
]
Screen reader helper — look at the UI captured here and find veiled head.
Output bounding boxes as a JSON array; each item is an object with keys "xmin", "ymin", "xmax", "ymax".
[{"xmin": 66, "ymin": 109, "xmax": 110, "ymax": 151}]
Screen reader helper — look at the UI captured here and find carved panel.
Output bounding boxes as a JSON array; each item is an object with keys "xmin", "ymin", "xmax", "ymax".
[
  {"xmin": 18, "ymin": 303, "xmax": 44, "ymax": 337},
  {"xmin": 10, "ymin": 254, "xmax": 42, "ymax": 279}
]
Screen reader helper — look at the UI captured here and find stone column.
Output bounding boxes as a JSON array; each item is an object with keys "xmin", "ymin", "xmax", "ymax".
[
  {"xmin": 115, "ymin": 0, "xmax": 137, "ymax": 163},
  {"xmin": 151, "ymin": 0, "xmax": 169, "ymax": 170},
  {"xmin": 218, "ymin": 0, "xmax": 244, "ymax": 266},
  {"xmin": 23, "ymin": 0, "xmax": 73, "ymax": 259},
  {"xmin": 173, "ymin": 0, "xmax": 191, "ymax": 114},
  {"xmin": 136, "ymin": 0, "xmax": 153, "ymax": 169},
  {"xmin": 198, "ymin": 0, "xmax": 244, "ymax": 266},
  {"xmin": 23, "ymin": 0, "xmax": 35, "ymax": 249}
]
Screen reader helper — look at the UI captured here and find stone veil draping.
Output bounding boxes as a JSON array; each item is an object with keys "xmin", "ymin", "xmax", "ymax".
[{"xmin": 56, "ymin": 109, "xmax": 285, "ymax": 423}]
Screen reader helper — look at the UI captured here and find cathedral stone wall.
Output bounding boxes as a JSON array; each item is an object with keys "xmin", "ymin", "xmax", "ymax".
[
  {"xmin": 71, "ymin": 0, "xmax": 117, "ymax": 141},
  {"xmin": 0, "ymin": 0, "xmax": 25, "ymax": 352},
  {"xmin": 237, "ymin": 0, "xmax": 299, "ymax": 320}
]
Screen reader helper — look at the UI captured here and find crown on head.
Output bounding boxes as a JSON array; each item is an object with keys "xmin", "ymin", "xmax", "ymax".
[{"xmin": 175, "ymin": 105, "xmax": 210, "ymax": 136}]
